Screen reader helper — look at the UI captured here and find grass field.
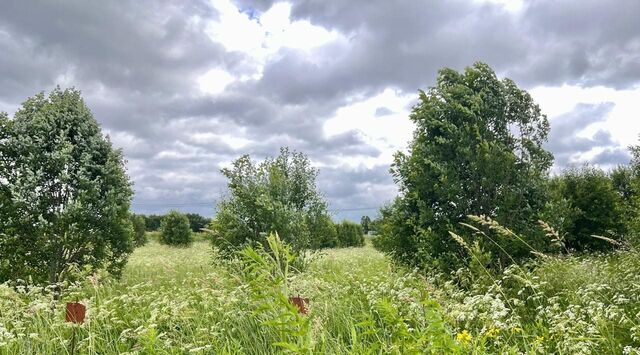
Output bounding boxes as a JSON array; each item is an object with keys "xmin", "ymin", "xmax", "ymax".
[{"xmin": 2, "ymin": 237, "xmax": 640, "ymax": 354}]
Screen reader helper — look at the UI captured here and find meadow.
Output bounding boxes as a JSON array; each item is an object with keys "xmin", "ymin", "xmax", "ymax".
[{"xmin": 1, "ymin": 235, "xmax": 640, "ymax": 354}]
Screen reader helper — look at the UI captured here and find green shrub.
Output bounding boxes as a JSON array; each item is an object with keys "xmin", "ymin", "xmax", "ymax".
[
  {"xmin": 336, "ymin": 221, "xmax": 364, "ymax": 247},
  {"xmin": 546, "ymin": 166, "xmax": 626, "ymax": 251},
  {"xmin": 160, "ymin": 210, "xmax": 192, "ymax": 246},
  {"xmin": 308, "ymin": 215, "xmax": 338, "ymax": 249},
  {"xmin": 212, "ymin": 147, "xmax": 332, "ymax": 253},
  {"xmin": 131, "ymin": 214, "xmax": 148, "ymax": 247}
]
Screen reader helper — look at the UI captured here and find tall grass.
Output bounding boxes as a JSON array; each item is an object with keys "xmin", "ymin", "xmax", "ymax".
[{"xmin": 2, "ymin": 233, "xmax": 640, "ymax": 353}]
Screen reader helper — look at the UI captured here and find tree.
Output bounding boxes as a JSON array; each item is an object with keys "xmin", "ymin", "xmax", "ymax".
[
  {"xmin": 130, "ymin": 214, "xmax": 148, "ymax": 247},
  {"xmin": 160, "ymin": 210, "xmax": 192, "ymax": 246},
  {"xmin": 336, "ymin": 221, "xmax": 365, "ymax": 247},
  {"xmin": 378, "ymin": 63, "xmax": 553, "ymax": 270},
  {"xmin": 360, "ymin": 216, "xmax": 372, "ymax": 234},
  {"xmin": 212, "ymin": 147, "xmax": 331, "ymax": 252},
  {"xmin": 185, "ymin": 213, "xmax": 211, "ymax": 232},
  {"xmin": 0, "ymin": 88, "xmax": 134, "ymax": 286},
  {"xmin": 143, "ymin": 214, "xmax": 163, "ymax": 231}
]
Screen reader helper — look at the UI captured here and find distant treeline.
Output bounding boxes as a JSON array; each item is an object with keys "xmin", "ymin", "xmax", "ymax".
[{"xmin": 139, "ymin": 213, "xmax": 211, "ymax": 233}]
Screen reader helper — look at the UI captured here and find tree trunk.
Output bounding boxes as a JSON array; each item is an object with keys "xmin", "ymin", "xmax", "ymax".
[{"xmin": 48, "ymin": 243, "xmax": 62, "ymax": 301}]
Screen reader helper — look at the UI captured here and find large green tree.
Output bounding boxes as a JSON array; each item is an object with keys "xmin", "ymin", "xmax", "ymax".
[
  {"xmin": 212, "ymin": 147, "xmax": 332, "ymax": 252},
  {"xmin": 378, "ymin": 63, "xmax": 553, "ymax": 270},
  {"xmin": 0, "ymin": 88, "xmax": 134, "ymax": 286}
]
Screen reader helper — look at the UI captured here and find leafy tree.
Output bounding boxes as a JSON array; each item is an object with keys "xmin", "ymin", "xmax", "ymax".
[
  {"xmin": 185, "ymin": 213, "xmax": 211, "ymax": 232},
  {"xmin": 336, "ymin": 221, "xmax": 365, "ymax": 247},
  {"xmin": 378, "ymin": 63, "xmax": 553, "ymax": 271},
  {"xmin": 0, "ymin": 88, "xmax": 133, "ymax": 286},
  {"xmin": 360, "ymin": 216, "xmax": 372, "ymax": 234},
  {"xmin": 160, "ymin": 210, "xmax": 192, "ymax": 246},
  {"xmin": 212, "ymin": 147, "xmax": 331, "ymax": 252},
  {"xmin": 547, "ymin": 167, "xmax": 626, "ymax": 251},
  {"xmin": 143, "ymin": 214, "xmax": 163, "ymax": 231},
  {"xmin": 130, "ymin": 214, "xmax": 148, "ymax": 247}
]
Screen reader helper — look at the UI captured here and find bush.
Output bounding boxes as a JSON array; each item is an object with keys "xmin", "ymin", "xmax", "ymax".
[
  {"xmin": 546, "ymin": 166, "xmax": 626, "ymax": 251},
  {"xmin": 336, "ymin": 221, "xmax": 364, "ymax": 247},
  {"xmin": 212, "ymin": 147, "xmax": 332, "ymax": 253},
  {"xmin": 131, "ymin": 214, "xmax": 148, "ymax": 247},
  {"xmin": 308, "ymin": 215, "xmax": 338, "ymax": 249},
  {"xmin": 160, "ymin": 210, "xmax": 192, "ymax": 246}
]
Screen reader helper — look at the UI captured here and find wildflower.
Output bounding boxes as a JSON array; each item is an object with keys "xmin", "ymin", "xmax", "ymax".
[
  {"xmin": 456, "ymin": 330, "xmax": 472, "ymax": 343},
  {"xmin": 486, "ymin": 327, "xmax": 500, "ymax": 338}
]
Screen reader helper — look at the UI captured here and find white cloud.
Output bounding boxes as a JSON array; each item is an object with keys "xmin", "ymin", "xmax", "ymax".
[
  {"xmin": 206, "ymin": 0, "xmax": 339, "ymax": 75},
  {"xmin": 530, "ymin": 85, "xmax": 640, "ymax": 147},
  {"xmin": 197, "ymin": 67, "xmax": 235, "ymax": 95},
  {"xmin": 324, "ymin": 89, "xmax": 415, "ymax": 167}
]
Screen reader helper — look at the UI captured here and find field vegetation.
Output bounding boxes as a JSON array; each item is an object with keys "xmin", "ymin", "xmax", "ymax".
[{"xmin": 2, "ymin": 63, "xmax": 640, "ymax": 354}]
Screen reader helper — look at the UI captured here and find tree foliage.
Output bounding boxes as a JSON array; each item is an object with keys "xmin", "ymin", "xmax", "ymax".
[
  {"xmin": 142, "ymin": 214, "xmax": 163, "ymax": 231},
  {"xmin": 0, "ymin": 88, "xmax": 133, "ymax": 285},
  {"xmin": 160, "ymin": 210, "xmax": 192, "ymax": 246},
  {"xmin": 360, "ymin": 216, "xmax": 372, "ymax": 234},
  {"xmin": 376, "ymin": 63, "xmax": 553, "ymax": 270},
  {"xmin": 185, "ymin": 213, "xmax": 211, "ymax": 232},
  {"xmin": 212, "ymin": 147, "xmax": 331, "ymax": 252},
  {"xmin": 336, "ymin": 221, "xmax": 365, "ymax": 247},
  {"xmin": 130, "ymin": 214, "xmax": 147, "ymax": 247},
  {"xmin": 546, "ymin": 167, "xmax": 626, "ymax": 251}
]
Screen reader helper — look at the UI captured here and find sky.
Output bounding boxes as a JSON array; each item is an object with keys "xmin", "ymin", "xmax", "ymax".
[{"xmin": 0, "ymin": 0, "xmax": 638, "ymax": 220}]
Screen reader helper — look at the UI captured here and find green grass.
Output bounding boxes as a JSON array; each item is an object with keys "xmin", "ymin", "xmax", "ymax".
[
  {"xmin": 2, "ymin": 238, "xmax": 640, "ymax": 354},
  {"xmin": 0, "ymin": 241, "xmax": 454, "ymax": 354}
]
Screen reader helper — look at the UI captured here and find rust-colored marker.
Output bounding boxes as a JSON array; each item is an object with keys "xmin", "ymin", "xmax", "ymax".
[
  {"xmin": 65, "ymin": 302, "xmax": 85, "ymax": 355},
  {"xmin": 288, "ymin": 296, "xmax": 309, "ymax": 315},
  {"xmin": 65, "ymin": 302, "xmax": 86, "ymax": 324}
]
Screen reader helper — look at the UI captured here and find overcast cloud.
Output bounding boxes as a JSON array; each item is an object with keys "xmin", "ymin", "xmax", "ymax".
[{"xmin": 0, "ymin": 0, "xmax": 638, "ymax": 219}]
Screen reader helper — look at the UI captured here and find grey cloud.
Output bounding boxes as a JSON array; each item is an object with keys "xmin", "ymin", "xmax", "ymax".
[
  {"xmin": 1, "ymin": 0, "xmax": 639, "ymax": 219},
  {"xmin": 591, "ymin": 148, "xmax": 631, "ymax": 167},
  {"xmin": 238, "ymin": 0, "xmax": 639, "ymax": 93},
  {"xmin": 546, "ymin": 103, "xmax": 625, "ymax": 169},
  {"xmin": 374, "ymin": 107, "xmax": 394, "ymax": 117}
]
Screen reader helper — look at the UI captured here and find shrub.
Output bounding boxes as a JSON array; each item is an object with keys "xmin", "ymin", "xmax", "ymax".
[
  {"xmin": 212, "ymin": 147, "xmax": 332, "ymax": 253},
  {"xmin": 546, "ymin": 166, "xmax": 626, "ymax": 251},
  {"xmin": 336, "ymin": 221, "xmax": 364, "ymax": 247},
  {"xmin": 131, "ymin": 214, "xmax": 148, "ymax": 247},
  {"xmin": 308, "ymin": 215, "xmax": 338, "ymax": 249},
  {"xmin": 160, "ymin": 210, "xmax": 192, "ymax": 246}
]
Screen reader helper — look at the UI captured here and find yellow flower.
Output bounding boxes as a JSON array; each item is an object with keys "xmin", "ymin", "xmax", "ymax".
[
  {"xmin": 536, "ymin": 335, "xmax": 544, "ymax": 342},
  {"xmin": 456, "ymin": 330, "xmax": 472, "ymax": 343},
  {"xmin": 512, "ymin": 327, "xmax": 523, "ymax": 333},
  {"xmin": 486, "ymin": 327, "xmax": 500, "ymax": 338}
]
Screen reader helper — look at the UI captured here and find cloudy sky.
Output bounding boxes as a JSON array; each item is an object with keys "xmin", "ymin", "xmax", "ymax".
[{"xmin": 0, "ymin": 0, "xmax": 639, "ymax": 219}]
